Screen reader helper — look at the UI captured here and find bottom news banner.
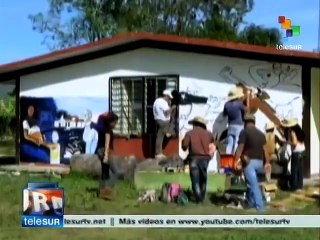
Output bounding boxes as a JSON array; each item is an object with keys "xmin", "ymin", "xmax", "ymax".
[{"xmin": 21, "ymin": 215, "xmax": 320, "ymax": 228}]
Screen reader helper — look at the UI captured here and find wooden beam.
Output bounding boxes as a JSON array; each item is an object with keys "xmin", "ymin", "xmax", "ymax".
[
  {"xmin": 251, "ymin": 99, "xmax": 281, "ymax": 126},
  {"xmin": 238, "ymin": 83, "xmax": 281, "ymax": 126}
]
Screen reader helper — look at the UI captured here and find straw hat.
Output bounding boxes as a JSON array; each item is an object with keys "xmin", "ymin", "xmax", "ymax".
[
  {"xmin": 227, "ymin": 87, "xmax": 244, "ymax": 101},
  {"xmin": 265, "ymin": 122, "xmax": 275, "ymax": 131},
  {"xmin": 280, "ymin": 118, "xmax": 299, "ymax": 128},
  {"xmin": 188, "ymin": 116, "xmax": 207, "ymax": 126}
]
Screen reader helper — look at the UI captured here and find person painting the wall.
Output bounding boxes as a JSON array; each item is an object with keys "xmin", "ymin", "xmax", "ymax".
[
  {"xmin": 234, "ymin": 113, "xmax": 270, "ymax": 212},
  {"xmin": 181, "ymin": 116, "xmax": 215, "ymax": 203},
  {"xmin": 95, "ymin": 112, "xmax": 120, "ymax": 200},
  {"xmin": 153, "ymin": 89, "xmax": 176, "ymax": 160},
  {"xmin": 223, "ymin": 86, "xmax": 246, "ymax": 154},
  {"xmin": 280, "ymin": 118, "xmax": 305, "ymax": 192},
  {"xmin": 22, "ymin": 105, "xmax": 45, "ymax": 145}
]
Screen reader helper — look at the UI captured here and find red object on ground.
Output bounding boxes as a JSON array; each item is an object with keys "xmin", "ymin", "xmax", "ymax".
[{"xmin": 220, "ymin": 154, "xmax": 236, "ymax": 169}]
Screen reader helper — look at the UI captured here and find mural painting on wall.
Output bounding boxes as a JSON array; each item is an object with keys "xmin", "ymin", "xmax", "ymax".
[
  {"xmin": 178, "ymin": 62, "xmax": 302, "ymax": 163},
  {"xmin": 20, "ymin": 96, "xmax": 108, "ymax": 164}
]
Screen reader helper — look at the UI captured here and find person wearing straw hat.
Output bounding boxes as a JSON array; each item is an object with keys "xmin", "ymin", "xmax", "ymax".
[
  {"xmin": 153, "ymin": 89, "xmax": 176, "ymax": 160},
  {"xmin": 181, "ymin": 116, "xmax": 215, "ymax": 203},
  {"xmin": 280, "ymin": 118, "xmax": 305, "ymax": 192},
  {"xmin": 223, "ymin": 86, "xmax": 246, "ymax": 154},
  {"xmin": 264, "ymin": 122, "xmax": 286, "ymax": 162},
  {"xmin": 234, "ymin": 113, "xmax": 270, "ymax": 212}
]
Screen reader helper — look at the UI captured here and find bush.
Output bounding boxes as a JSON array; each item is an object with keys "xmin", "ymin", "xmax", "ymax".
[{"xmin": 0, "ymin": 96, "xmax": 16, "ymax": 139}]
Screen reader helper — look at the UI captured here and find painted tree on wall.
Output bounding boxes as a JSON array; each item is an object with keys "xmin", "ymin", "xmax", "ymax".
[{"xmin": 29, "ymin": 0, "xmax": 281, "ymax": 49}]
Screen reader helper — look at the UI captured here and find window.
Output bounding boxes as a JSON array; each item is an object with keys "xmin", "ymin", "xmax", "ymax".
[{"xmin": 109, "ymin": 75, "xmax": 179, "ymax": 137}]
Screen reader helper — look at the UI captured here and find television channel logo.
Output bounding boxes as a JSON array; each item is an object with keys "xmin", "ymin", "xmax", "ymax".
[
  {"xmin": 276, "ymin": 16, "xmax": 302, "ymax": 50},
  {"xmin": 22, "ymin": 182, "xmax": 64, "ymax": 228}
]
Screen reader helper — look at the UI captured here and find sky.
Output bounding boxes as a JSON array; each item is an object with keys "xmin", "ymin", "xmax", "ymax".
[{"xmin": 0, "ymin": 0, "xmax": 319, "ymax": 65}]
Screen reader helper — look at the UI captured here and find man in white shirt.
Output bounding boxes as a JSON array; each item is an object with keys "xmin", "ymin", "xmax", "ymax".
[{"xmin": 153, "ymin": 89, "xmax": 176, "ymax": 159}]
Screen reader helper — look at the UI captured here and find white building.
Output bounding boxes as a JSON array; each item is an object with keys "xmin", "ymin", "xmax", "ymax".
[{"xmin": 0, "ymin": 33, "xmax": 319, "ymax": 177}]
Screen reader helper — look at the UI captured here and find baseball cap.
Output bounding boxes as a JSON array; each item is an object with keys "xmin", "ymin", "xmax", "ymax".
[{"xmin": 163, "ymin": 89, "xmax": 173, "ymax": 99}]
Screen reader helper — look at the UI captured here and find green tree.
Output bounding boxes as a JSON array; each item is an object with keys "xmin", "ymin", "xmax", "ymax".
[
  {"xmin": 0, "ymin": 90, "xmax": 16, "ymax": 138},
  {"xmin": 29, "ymin": 0, "xmax": 281, "ymax": 49},
  {"xmin": 239, "ymin": 24, "xmax": 282, "ymax": 46}
]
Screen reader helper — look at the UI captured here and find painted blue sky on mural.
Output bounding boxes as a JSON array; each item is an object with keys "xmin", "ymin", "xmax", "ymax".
[{"xmin": 54, "ymin": 97, "xmax": 108, "ymax": 120}]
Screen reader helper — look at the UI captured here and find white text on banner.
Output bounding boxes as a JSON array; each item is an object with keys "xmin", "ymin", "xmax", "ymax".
[{"xmin": 63, "ymin": 215, "xmax": 320, "ymax": 228}]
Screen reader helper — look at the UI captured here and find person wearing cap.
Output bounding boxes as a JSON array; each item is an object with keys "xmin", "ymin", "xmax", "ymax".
[
  {"xmin": 153, "ymin": 89, "xmax": 176, "ymax": 159},
  {"xmin": 280, "ymin": 118, "xmax": 305, "ymax": 192},
  {"xmin": 234, "ymin": 113, "xmax": 270, "ymax": 211},
  {"xmin": 181, "ymin": 116, "xmax": 215, "ymax": 203},
  {"xmin": 223, "ymin": 86, "xmax": 246, "ymax": 154}
]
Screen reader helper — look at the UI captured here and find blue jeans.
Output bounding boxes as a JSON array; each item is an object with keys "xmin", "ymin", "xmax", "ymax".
[
  {"xmin": 189, "ymin": 158, "xmax": 210, "ymax": 203},
  {"xmin": 244, "ymin": 159, "xmax": 265, "ymax": 211},
  {"xmin": 226, "ymin": 124, "xmax": 243, "ymax": 154}
]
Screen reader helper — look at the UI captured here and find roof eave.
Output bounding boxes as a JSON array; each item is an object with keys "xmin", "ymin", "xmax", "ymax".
[{"xmin": 0, "ymin": 32, "xmax": 319, "ymax": 80}]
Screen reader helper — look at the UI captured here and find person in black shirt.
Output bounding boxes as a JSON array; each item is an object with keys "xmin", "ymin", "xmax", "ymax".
[
  {"xmin": 234, "ymin": 113, "xmax": 270, "ymax": 211},
  {"xmin": 281, "ymin": 118, "xmax": 305, "ymax": 192},
  {"xmin": 95, "ymin": 112, "xmax": 119, "ymax": 199}
]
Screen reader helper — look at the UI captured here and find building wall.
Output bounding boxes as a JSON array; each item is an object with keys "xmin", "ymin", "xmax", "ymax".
[
  {"xmin": 20, "ymin": 48, "xmax": 306, "ymax": 171},
  {"xmin": 310, "ymin": 68, "xmax": 320, "ymax": 175}
]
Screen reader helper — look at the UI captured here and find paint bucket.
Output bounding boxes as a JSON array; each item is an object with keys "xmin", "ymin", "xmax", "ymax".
[{"xmin": 220, "ymin": 154, "xmax": 235, "ymax": 169}]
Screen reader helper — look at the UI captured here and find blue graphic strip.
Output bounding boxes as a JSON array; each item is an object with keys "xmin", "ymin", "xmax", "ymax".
[{"xmin": 27, "ymin": 182, "xmax": 58, "ymax": 189}]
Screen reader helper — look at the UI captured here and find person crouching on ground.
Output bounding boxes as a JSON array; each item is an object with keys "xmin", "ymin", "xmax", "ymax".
[
  {"xmin": 95, "ymin": 112, "xmax": 120, "ymax": 199},
  {"xmin": 181, "ymin": 117, "xmax": 215, "ymax": 203},
  {"xmin": 234, "ymin": 113, "xmax": 270, "ymax": 212},
  {"xmin": 280, "ymin": 118, "xmax": 305, "ymax": 192}
]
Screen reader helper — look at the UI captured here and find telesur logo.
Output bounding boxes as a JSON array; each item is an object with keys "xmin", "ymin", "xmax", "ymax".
[
  {"xmin": 23, "ymin": 189, "xmax": 63, "ymax": 213},
  {"xmin": 276, "ymin": 16, "xmax": 302, "ymax": 50}
]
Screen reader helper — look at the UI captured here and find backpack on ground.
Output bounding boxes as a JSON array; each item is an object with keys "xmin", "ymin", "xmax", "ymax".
[
  {"xmin": 177, "ymin": 191, "xmax": 189, "ymax": 206},
  {"xmin": 160, "ymin": 182, "xmax": 181, "ymax": 203}
]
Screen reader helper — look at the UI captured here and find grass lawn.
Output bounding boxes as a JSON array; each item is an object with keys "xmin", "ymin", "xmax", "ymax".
[
  {"xmin": 0, "ymin": 173, "xmax": 319, "ymax": 240},
  {"xmin": 134, "ymin": 172, "xmax": 226, "ymax": 192}
]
